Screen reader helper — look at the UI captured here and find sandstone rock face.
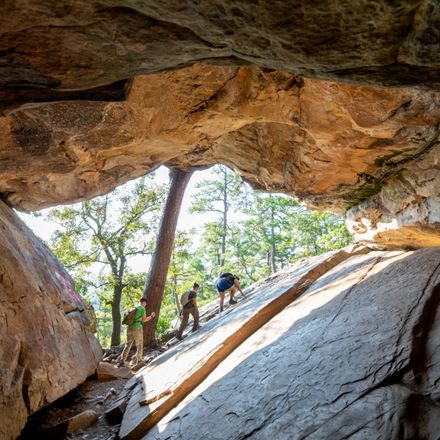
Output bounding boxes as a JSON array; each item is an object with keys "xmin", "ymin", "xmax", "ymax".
[
  {"xmin": 346, "ymin": 146, "xmax": 440, "ymax": 249},
  {"xmin": 133, "ymin": 248, "xmax": 440, "ymax": 440},
  {"xmin": 0, "ymin": 200, "xmax": 102, "ymax": 440},
  {"xmin": 0, "ymin": 64, "xmax": 439, "ymax": 248},
  {"xmin": 1, "ymin": 0, "xmax": 439, "ymax": 113},
  {"xmin": 1, "ymin": 2, "xmax": 439, "ymax": 249}
]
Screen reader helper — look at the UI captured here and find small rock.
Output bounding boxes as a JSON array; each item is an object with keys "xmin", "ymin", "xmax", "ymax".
[
  {"xmin": 96, "ymin": 361, "xmax": 133, "ymax": 380},
  {"xmin": 67, "ymin": 410, "xmax": 99, "ymax": 433}
]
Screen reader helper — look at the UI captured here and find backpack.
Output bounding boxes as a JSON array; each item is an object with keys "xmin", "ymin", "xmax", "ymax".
[
  {"xmin": 180, "ymin": 290, "xmax": 191, "ymax": 308},
  {"xmin": 122, "ymin": 307, "xmax": 138, "ymax": 326}
]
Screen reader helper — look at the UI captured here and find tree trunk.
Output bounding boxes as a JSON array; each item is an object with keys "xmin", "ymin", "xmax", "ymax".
[
  {"xmin": 174, "ymin": 288, "xmax": 182, "ymax": 316},
  {"xmin": 270, "ymin": 201, "xmax": 277, "ymax": 273},
  {"xmin": 111, "ymin": 284, "xmax": 123, "ymax": 346},
  {"xmin": 142, "ymin": 168, "xmax": 193, "ymax": 347},
  {"xmin": 220, "ymin": 168, "xmax": 227, "ymax": 269}
]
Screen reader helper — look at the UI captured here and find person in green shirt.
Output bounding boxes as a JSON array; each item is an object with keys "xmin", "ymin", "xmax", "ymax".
[{"xmin": 119, "ymin": 298, "xmax": 155, "ymax": 367}]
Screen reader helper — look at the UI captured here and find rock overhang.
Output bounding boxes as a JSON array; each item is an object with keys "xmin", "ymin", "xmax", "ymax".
[
  {"xmin": 0, "ymin": 1, "xmax": 439, "ymax": 249},
  {"xmin": 1, "ymin": 0, "xmax": 440, "ymax": 104}
]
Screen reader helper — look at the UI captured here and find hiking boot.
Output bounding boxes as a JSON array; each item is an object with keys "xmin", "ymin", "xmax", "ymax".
[
  {"xmin": 229, "ymin": 299, "xmax": 237, "ymax": 305},
  {"xmin": 192, "ymin": 325, "xmax": 201, "ymax": 332},
  {"xmin": 175, "ymin": 335, "xmax": 183, "ymax": 341}
]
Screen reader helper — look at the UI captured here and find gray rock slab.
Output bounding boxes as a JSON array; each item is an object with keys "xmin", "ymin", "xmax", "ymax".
[
  {"xmin": 142, "ymin": 248, "xmax": 440, "ymax": 440},
  {"xmin": 119, "ymin": 248, "xmax": 363, "ymax": 439}
]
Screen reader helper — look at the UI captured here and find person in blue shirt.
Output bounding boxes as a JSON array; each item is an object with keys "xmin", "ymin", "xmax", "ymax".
[{"xmin": 215, "ymin": 273, "xmax": 244, "ymax": 312}]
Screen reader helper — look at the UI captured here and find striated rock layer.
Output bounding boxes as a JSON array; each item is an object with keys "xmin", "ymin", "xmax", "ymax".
[
  {"xmin": 121, "ymin": 247, "xmax": 440, "ymax": 440},
  {"xmin": 1, "ymin": 0, "xmax": 439, "ymax": 114},
  {"xmin": 0, "ymin": 64, "xmax": 439, "ymax": 248},
  {"xmin": 0, "ymin": 200, "xmax": 102, "ymax": 440}
]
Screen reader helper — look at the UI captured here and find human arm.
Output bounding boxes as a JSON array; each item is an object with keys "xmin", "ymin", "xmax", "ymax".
[
  {"xmin": 234, "ymin": 279, "xmax": 245, "ymax": 296},
  {"xmin": 142, "ymin": 311, "xmax": 156, "ymax": 322}
]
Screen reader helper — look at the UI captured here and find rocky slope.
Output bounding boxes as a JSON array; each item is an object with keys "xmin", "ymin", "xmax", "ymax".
[
  {"xmin": 118, "ymin": 247, "xmax": 440, "ymax": 440},
  {"xmin": 0, "ymin": 200, "xmax": 102, "ymax": 440}
]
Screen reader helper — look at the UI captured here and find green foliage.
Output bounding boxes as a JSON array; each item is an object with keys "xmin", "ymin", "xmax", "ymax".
[
  {"xmin": 46, "ymin": 175, "xmax": 166, "ymax": 347},
  {"xmin": 156, "ymin": 314, "xmax": 174, "ymax": 340},
  {"xmin": 190, "ymin": 165, "xmax": 245, "ymax": 216},
  {"xmin": 189, "ymin": 167, "xmax": 353, "ymax": 293},
  {"xmin": 41, "ymin": 167, "xmax": 353, "ymax": 347}
]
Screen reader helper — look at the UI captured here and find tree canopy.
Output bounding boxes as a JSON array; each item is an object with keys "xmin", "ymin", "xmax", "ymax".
[{"xmin": 47, "ymin": 175, "xmax": 166, "ymax": 346}]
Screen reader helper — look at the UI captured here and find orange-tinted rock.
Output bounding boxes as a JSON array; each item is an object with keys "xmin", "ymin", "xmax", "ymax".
[
  {"xmin": 346, "ymin": 147, "xmax": 440, "ymax": 249},
  {"xmin": 0, "ymin": 0, "xmax": 439, "ymax": 112},
  {"xmin": 0, "ymin": 64, "xmax": 439, "ymax": 248},
  {"xmin": 97, "ymin": 362, "xmax": 133, "ymax": 381},
  {"xmin": 0, "ymin": 200, "xmax": 101, "ymax": 440}
]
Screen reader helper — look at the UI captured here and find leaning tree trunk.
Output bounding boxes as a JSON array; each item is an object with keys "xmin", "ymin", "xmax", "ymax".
[
  {"xmin": 270, "ymin": 202, "xmax": 277, "ymax": 273},
  {"xmin": 143, "ymin": 168, "xmax": 193, "ymax": 347}
]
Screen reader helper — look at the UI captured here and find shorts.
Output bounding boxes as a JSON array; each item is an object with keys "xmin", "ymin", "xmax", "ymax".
[{"xmin": 216, "ymin": 278, "xmax": 234, "ymax": 293}]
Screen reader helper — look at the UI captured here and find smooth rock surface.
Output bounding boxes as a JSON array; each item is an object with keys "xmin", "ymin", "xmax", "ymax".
[
  {"xmin": 0, "ymin": 200, "xmax": 102, "ymax": 440},
  {"xmin": 119, "ymin": 248, "xmax": 361, "ymax": 440},
  {"xmin": 1, "ymin": 64, "xmax": 439, "ymax": 248},
  {"xmin": 1, "ymin": 0, "xmax": 439, "ymax": 112},
  {"xmin": 67, "ymin": 409, "xmax": 99, "ymax": 434},
  {"xmin": 142, "ymin": 248, "xmax": 440, "ymax": 440}
]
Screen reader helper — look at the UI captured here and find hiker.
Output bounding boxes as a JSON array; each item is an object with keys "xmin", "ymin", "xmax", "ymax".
[
  {"xmin": 176, "ymin": 283, "xmax": 200, "ymax": 340},
  {"xmin": 118, "ymin": 298, "xmax": 155, "ymax": 367},
  {"xmin": 215, "ymin": 273, "xmax": 244, "ymax": 312}
]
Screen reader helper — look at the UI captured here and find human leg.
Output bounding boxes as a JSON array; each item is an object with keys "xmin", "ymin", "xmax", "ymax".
[
  {"xmin": 229, "ymin": 287, "xmax": 237, "ymax": 304},
  {"xmin": 177, "ymin": 309, "xmax": 190, "ymax": 339},
  {"xmin": 219, "ymin": 291, "xmax": 225, "ymax": 311},
  {"xmin": 133, "ymin": 328, "xmax": 144, "ymax": 365},
  {"xmin": 121, "ymin": 327, "xmax": 134, "ymax": 363},
  {"xmin": 191, "ymin": 307, "xmax": 200, "ymax": 331}
]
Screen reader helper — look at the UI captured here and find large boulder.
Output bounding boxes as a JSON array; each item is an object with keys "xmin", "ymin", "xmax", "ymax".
[
  {"xmin": 0, "ymin": 200, "xmax": 102, "ymax": 440},
  {"xmin": 121, "ymin": 247, "xmax": 440, "ymax": 440}
]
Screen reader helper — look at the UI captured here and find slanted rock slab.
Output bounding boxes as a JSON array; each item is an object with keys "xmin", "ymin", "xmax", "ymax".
[
  {"xmin": 142, "ymin": 248, "xmax": 440, "ymax": 440},
  {"xmin": 118, "ymin": 247, "xmax": 366, "ymax": 440}
]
